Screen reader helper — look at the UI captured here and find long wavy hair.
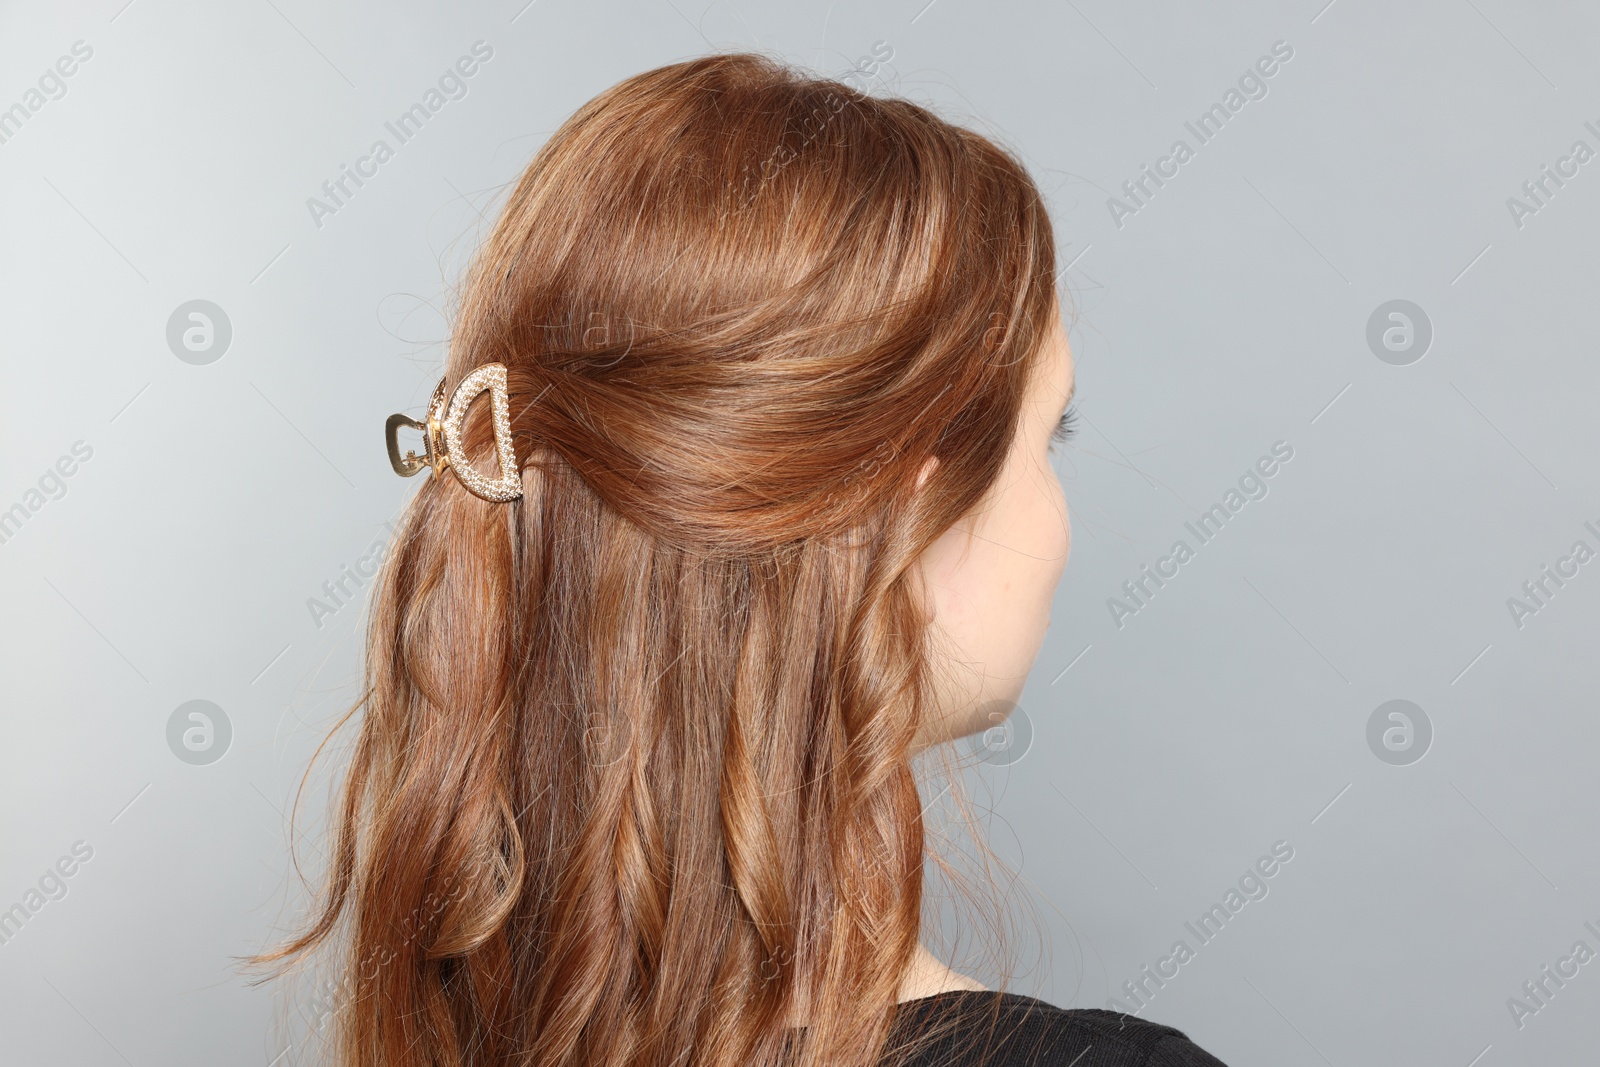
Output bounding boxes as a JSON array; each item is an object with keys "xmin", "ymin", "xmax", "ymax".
[{"xmin": 257, "ymin": 51, "xmax": 1059, "ymax": 1067}]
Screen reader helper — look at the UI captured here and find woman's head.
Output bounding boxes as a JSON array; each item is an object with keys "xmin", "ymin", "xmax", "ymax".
[{"xmin": 267, "ymin": 52, "xmax": 1068, "ymax": 1067}]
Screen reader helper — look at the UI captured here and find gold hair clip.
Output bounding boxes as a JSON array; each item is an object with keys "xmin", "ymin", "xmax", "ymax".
[{"xmin": 385, "ymin": 363, "xmax": 522, "ymax": 502}]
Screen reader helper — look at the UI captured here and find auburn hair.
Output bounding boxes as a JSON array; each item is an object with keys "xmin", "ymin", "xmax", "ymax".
[{"xmin": 257, "ymin": 51, "xmax": 1059, "ymax": 1067}]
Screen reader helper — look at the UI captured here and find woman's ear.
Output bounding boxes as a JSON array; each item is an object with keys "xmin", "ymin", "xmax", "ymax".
[{"xmin": 915, "ymin": 455, "xmax": 939, "ymax": 490}]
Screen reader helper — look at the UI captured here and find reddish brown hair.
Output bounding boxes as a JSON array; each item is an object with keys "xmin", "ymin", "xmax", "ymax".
[{"xmin": 259, "ymin": 52, "xmax": 1058, "ymax": 1067}]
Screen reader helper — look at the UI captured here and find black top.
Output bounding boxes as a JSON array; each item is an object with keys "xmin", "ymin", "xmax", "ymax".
[{"xmin": 880, "ymin": 991, "xmax": 1229, "ymax": 1067}]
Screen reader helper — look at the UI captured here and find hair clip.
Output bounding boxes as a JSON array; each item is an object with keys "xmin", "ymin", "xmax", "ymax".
[{"xmin": 385, "ymin": 363, "xmax": 522, "ymax": 502}]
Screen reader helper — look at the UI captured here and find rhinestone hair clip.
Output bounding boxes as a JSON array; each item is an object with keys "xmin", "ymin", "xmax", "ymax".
[{"xmin": 384, "ymin": 363, "xmax": 522, "ymax": 502}]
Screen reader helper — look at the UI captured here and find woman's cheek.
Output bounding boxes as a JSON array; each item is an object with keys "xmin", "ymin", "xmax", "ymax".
[{"xmin": 1040, "ymin": 461, "xmax": 1071, "ymax": 570}]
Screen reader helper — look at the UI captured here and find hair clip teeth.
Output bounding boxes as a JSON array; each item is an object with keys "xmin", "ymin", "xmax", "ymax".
[{"xmin": 384, "ymin": 412, "xmax": 431, "ymax": 476}]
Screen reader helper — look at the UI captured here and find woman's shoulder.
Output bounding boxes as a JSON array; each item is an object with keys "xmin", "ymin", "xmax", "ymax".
[{"xmin": 884, "ymin": 990, "xmax": 1230, "ymax": 1067}]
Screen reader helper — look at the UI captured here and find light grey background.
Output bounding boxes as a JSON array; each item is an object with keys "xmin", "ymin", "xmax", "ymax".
[{"xmin": 3, "ymin": 0, "xmax": 1596, "ymax": 1064}]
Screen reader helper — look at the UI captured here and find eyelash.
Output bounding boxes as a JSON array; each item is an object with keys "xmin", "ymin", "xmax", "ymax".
[{"xmin": 1051, "ymin": 405, "xmax": 1079, "ymax": 448}]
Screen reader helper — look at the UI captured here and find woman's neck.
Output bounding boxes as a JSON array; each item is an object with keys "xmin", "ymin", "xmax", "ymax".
[
  {"xmin": 896, "ymin": 941, "xmax": 989, "ymax": 1001},
  {"xmin": 782, "ymin": 941, "xmax": 987, "ymax": 1029}
]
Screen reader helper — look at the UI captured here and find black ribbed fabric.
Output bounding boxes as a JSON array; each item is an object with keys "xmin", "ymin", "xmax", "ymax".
[{"xmin": 878, "ymin": 991, "xmax": 1230, "ymax": 1067}]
